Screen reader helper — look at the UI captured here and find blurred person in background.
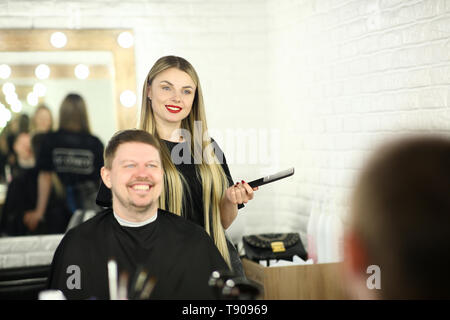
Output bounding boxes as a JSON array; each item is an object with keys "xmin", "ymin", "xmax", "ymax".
[
  {"xmin": 0, "ymin": 133, "xmax": 71, "ymax": 236},
  {"xmin": 344, "ymin": 135, "xmax": 450, "ymax": 299},
  {"xmin": 31, "ymin": 104, "xmax": 54, "ymax": 134},
  {"xmin": 31, "ymin": 105, "xmax": 54, "ymax": 164},
  {"xmin": 0, "ymin": 124, "xmax": 11, "ymax": 183},
  {"xmin": 23, "ymin": 93, "xmax": 104, "ymax": 232},
  {"xmin": 2, "ymin": 113, "xmax": 30, "ymax": 181},
  {"xmin": 12, "ymin": 132, "xmax": 34, "ymax": 171}
]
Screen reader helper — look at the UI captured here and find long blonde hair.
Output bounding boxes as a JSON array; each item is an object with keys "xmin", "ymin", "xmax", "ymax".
[{"xmin": 140, "ymin": 56, "xmax": 231, "ymax": 267}]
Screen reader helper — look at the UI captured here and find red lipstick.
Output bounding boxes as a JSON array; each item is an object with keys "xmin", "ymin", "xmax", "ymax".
[{"xmin": 165, "ymin": 105, "xmax": 182, "ymax": 113}]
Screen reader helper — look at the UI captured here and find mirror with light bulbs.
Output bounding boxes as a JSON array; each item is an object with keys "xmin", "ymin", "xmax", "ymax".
[{"xmin": 0, "ymin": 29, "xmax": 137, "ymax": 241}]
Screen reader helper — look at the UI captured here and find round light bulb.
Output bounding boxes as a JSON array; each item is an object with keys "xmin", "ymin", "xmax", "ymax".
[
  {"xmin": 50, "ymin": 32, "xmax": 67, "ymax": 48},
  {"xmin": 27, "ymin": 92, "xmax": 39, "ymax": 106},
  {"xmin": 117, "ymin": 32, "xmax": 134, "ymax": 48},
  {"xmin": 11, "ymin": 100, "xmax": 22, "ymax": 113},
  {"xmin": 35, "ymin": 64, "xmax": 50, "ymax": 80},
  {"xmin": 33, "ymin": 83, "xmax": 47, "ymax": 97},
  {"xmin": 0, "ymin": 104, "xmax": 8, "ymax": 127},
  {"xmin": 4, "ymin": 108, "xmax": 12, "ymax": 122},
  {"xmin": 5, "ymin": 92, "xmax": 18, "ymax": 105},
  {"xmin": 0, "ymin": 64, "xmax": 11, "ymax": 79},
  {"xmin": 120, "ymin": 90, "xmax": 136, "ymax": 108},
  {"xmin": 2, "ymin": 82, "xmax": 15, "ymax": 95},
  {"xmin": 74, "ymin": 64, "xmax": 90, "ymax": 80}
]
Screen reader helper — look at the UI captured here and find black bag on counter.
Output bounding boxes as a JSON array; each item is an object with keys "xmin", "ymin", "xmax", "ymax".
[{"xmin": 242, "ymin": 233, "xmax": 307, "ymax": 263}]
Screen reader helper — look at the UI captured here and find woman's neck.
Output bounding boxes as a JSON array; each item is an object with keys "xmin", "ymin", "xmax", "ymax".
[{"xmin": 156, "ymin": 121, "xmax": 184, "ymax": 143}]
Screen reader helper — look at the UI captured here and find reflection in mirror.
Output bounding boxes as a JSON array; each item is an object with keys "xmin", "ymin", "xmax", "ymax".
[
  {"xmin": 0, "ymin": 51, "xmax": 115, "ymax": 144},
  {"xmin": 0, "ymin": 30, "xmax": 137, "ymax": 249}
]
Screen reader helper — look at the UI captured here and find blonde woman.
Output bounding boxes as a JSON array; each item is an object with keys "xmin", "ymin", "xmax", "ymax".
[{"xmin": 97, "ymin": 56, "xmax": 257, "ymax": 274}]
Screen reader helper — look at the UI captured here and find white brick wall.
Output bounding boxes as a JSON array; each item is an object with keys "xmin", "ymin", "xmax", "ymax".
[
  {"xmin": 2, "ymin": 0, "xmax": 450, "ymax": 253},
  {"xmin": 266, "ymin": 0, "xmax": 450, "ymax": 248},
  {"xmin": 0, "ymin": 235, "xmax": 63, "ymax": 268}
]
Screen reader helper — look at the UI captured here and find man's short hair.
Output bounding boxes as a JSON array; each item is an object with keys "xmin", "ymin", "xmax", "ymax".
[
  {"xmin": 351, "ymin": 135, "xmax": 450, "ymax": 299},
  {"xmin": 104, "ymin": 129, "xmax": 162, "ymax": 169}
]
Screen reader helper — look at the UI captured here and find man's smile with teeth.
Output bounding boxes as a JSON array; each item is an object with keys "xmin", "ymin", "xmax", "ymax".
[{"xmin": 130, "ymin": 184, "xmax": 151, "ymax": 191}]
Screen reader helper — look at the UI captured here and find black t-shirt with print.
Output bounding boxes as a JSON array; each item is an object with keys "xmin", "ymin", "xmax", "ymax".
[{"xmin": 36, "ymin": 129, "xmax": 104, "ymax": 186}]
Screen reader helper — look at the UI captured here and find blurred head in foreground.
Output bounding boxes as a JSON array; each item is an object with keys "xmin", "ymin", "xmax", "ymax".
[{"xmin": 344, "ymin": 135, "xmax": 450, "ymax": 299}]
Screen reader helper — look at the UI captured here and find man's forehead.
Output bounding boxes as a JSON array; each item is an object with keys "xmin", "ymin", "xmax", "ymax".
[{"xmin": 114, "ymin": 142, "xmax": 161, "ymax": 161}]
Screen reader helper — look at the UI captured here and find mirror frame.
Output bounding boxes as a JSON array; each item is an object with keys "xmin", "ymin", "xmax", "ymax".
[{"xmin": 0, "ymin": 29, "xmax": 137, "ymax": 130}]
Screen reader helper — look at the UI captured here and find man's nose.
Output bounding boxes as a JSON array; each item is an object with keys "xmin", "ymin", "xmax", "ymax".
[
  {"xmin": 171, "ymin": 91, "xmax": 181, "ymax": 102},
  {"xmin": 135, "ymin": 165, "xmax": 150, "ymax": 177}
]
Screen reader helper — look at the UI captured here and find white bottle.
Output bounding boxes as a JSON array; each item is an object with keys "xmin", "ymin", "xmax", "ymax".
[
  {"xmin": 324, "ymin": 210, "xmax": 335, "ymax": 263},
  {"xmin": 306, "ymin": 199, "xmax": 320, "ymax": 263},
  {"xmin": 333, "ymin": 206, "xmax": 346, "ymax": 262},
  {"xmin": 325, "ymin": 211, "xmax": 344, "ymax": 262},
  {"xmin": 316, "ymin": 203, "xmax": 329, "ymax": 264}
]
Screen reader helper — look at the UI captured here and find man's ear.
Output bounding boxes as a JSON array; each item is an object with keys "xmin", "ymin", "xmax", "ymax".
[
  {"xmin": 343, "ymin": 230, "xmax": 379, "ymax": 299},
  {"xmin": 344, "ymin": 231, "xmax": 368, "ymax": 276},
  {"xmin": 100, "ymin": 166, "xmax": 112, "ymax": 189}
]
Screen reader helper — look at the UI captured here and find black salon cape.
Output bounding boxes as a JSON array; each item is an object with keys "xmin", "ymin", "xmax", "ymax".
[
  {"xmin": 95, "ymin": 139, "xmax": 245, "ymax": 275},
  {"xmin": 47, "ymin": 208, "xmax": 229, "ymax": 300}
]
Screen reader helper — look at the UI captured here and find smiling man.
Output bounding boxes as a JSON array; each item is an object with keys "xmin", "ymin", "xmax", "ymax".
[{"xmin": 47, "ymin": 129, "xmax": 229, "ymax": 300}]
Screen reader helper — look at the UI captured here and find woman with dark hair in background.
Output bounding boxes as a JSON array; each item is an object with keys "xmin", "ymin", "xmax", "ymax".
[{"xmin": 23, "ymin": 93, "xmax": 104, "ymax": 232}]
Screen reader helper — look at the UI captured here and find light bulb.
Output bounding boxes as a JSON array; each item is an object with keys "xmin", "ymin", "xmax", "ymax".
[
  {"xmin": 50, "ymin": 32, "xmax": 67, "ymax": 48},
  {"xmin": 120, "ymin": 90, "xmax": 136, "ymax": 108},
  {"xmin": 11, "ymin": 100, "xmax": 22, "ymax": 113},
  {"xmin": 35, "ymin": 64, "xmax": 50, "ymax": 80},
  {"xmin": 2, "ymin": 82, "xmax": 15, "ymax": 95},
  {"xmin": 27, "ymin": 92, "xmax": 39, "ymax": 106},
  {"xmin": 0, "ymin": 103, "xmax": 12, "ymax": 122},
  {"xmin": 0, "ymin": 64, "xmax": 11, "ymax": 79},
  {"xmin": 5, "ymin": 92, "xmax": 18, "ymax": 105},
  {"xmin": 74, "ymin": 64, "xmax": 89, "ymax": 79},
  {"xmin": 117, "ymin": 32, "xmax": 134, "ymax": 48},
  {"xmin": 3, "ymin": 107, "xmax": 12, "ymax": 121}
]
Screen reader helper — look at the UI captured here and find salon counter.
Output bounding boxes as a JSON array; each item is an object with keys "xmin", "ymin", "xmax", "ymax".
[{"xmin": 242, "ymin": 258, "xmax": 348, "ymax": 300}]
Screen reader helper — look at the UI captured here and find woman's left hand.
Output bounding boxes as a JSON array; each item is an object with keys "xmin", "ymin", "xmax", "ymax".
[{"xmin": 224, "ymin": 181, "xmax": 258, "ymax": 205}]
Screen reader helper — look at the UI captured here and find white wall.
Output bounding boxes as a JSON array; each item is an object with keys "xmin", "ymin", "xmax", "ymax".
[
  {"xmin": 2, "ymin": 0, "xmax": 450, "ymax": 250},
  {"xmin": 266, "ymin": 0, "xmax": 450, "ymax": 247}
]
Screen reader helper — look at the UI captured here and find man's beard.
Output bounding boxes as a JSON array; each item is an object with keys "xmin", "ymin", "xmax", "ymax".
[{"xmin": 112, "ymin": 189, "xmax": 157, "ymax": 214}]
